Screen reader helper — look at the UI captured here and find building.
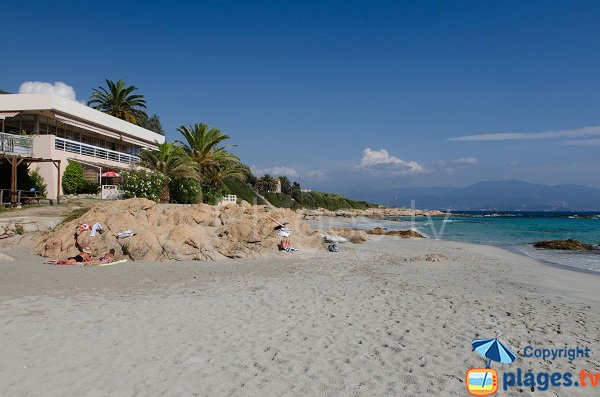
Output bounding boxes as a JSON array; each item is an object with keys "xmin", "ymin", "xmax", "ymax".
[{"xmin": 0, "ymin": 93, "xmax": 165, "ymax": 202}]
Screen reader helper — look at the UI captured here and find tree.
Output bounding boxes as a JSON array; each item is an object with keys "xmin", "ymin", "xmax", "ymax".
[
  {"xmin": 139, "ymin": 113, "xmax": 165, "ymax": 135},
  {"xmin": 291, "ymin": 181, "xmax": 303, "ymax": 203},
  {"xmin": 176, "ymin": 123, "xmax": 242, "ymax": 202},
  {"xmin": 62, "ymin": 162, "xmax": 85, "ymax": 194},
  {"xmin": 139, "ymin": 142, "xmax": 197, "ymax": 202},
  {"xmin": 88, "ymin": 79, "xmax": 147, "ymax": 124},
  {"xmin": 278, "ymin": 176, "xmax": 292, "ymax": 195},
  {"xmin": 256, "ymin": 174, "xmax": 277, "ymax": 195}
]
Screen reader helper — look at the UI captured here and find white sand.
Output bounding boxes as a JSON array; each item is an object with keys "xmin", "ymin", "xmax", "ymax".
[{"xmin": 0, "ymin": 236, "xmax": 599, "ymax": 396}]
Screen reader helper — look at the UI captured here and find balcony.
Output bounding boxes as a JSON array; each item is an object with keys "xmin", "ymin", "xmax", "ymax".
[
  {"xmin": 54, "ymin": 137, "xmax": 140, "ymax": 165},
  {"xmin": 0, "ymin": 132, "xmax": 33, "ymax": 156}
]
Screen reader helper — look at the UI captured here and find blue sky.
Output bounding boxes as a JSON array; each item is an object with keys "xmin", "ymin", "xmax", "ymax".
[{"xmin": 3, "ymin": 0, "xmax": 600, "ymax": 190}]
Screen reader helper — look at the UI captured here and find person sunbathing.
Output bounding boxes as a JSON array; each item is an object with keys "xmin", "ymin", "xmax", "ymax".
[
  {"xmin": 46, "ymin": 247, "xmax": 92, "ymax": 265},
  {"xmin": 82, "ymin": 249, "xmax": 118, "ymax": 266}
]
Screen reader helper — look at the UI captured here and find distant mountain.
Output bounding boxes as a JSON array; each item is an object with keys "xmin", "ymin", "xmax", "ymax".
[{"xmin": 339, "ymin": 180, "xmax": 600, "ymax": 211}]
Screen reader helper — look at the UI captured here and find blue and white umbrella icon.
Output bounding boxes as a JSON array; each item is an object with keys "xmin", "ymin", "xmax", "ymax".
[
  {"xmin": 471, "ymin": 338, "xmax": 517, "ymax": 389},
  {"xmin": 472, "ymin": 338, "xmax": 517, "ymax": 367}
]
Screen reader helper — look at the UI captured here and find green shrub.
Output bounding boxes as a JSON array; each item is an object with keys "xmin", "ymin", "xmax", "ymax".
[
  {"xmin": 80, "ymin": 180, "xmax": 100, "ymax": 194},
  {"xmin": 265, "ymin": 193, "xmax": 295, "ymax": 208},
  {"xmin": 28, "ymin": 167, "xmax": 47, "ymax": 196},
  {"xmin": 60, "ymin": 207, "xmax": 90, "ymax": 225},
  {"xmin": 62, "ymin": 162, "xmax": 85, "ymax": 194},
  {"xmin": 121, "ymin": 169, "xmax": 168, "ymax": 202},
  {"xmin": 169, "ymin": 177, "xmax": 200, "ymax": 204},
  {"xmin": 224, "ymin": 179, "xmax": 265, "ymax": 205}
]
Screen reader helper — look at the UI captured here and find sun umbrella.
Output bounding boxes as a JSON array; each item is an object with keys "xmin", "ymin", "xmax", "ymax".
[
  {"xmin": 102, "ymin": 171, "xmax": 120, "ymax": 177},
  {"xmin": 471, "ymin": 338, "xmax": 517, "ymax": 388},
  {"xmin": 472, "ymin": 338, "xmax": 516, "ymax": 367}
]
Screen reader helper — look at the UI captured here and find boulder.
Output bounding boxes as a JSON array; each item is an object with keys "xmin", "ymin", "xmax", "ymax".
[
  {"xmin": 532, "ymin": 239, "xmax": 594, "ymax": 251},
  {"xmin": 367, "ymin": 227, "xmax": 426, "ymax": 238},
  {"xmin": 34, "ymin": 198, "xmax": 325, "ymax": 262}
]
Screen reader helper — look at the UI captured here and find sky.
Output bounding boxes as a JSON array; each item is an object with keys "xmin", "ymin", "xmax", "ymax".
[{"xmin": 2, "ymin": 0, "xmax": 600, "ymax": 190}]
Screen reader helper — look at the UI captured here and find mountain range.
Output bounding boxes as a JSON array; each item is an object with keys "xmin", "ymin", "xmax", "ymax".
[{"xmin": 339, "ymin": 180, "xmax": 600, "ymax": 211}]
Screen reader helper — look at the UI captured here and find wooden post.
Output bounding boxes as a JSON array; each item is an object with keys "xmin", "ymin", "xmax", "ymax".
[
  {"xmin": 10, "ymin": 156, "xmax": 17, "ymax": 204},
  {"xmin": 56, "ymin": 160, "xmax": 61, "ymax": 204}
]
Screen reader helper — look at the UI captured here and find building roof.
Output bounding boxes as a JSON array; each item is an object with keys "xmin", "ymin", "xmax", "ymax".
[{"xmin": 0, "ymin": 93, "xmax": 165, "ymax": 146}]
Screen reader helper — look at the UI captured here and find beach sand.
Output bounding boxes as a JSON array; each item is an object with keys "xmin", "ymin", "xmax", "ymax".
[{"xmin": 0, "ymin": 236, "xmax": 599, "ymax": 396}]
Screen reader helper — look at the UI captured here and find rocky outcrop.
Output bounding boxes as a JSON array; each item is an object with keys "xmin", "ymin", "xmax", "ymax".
[
  {"xmin": 34, "ymin": 198, "xmax": 325, "ymax": 261},
  {"xmin": 0, "ymin": 217, "xmax": 63, "ymax": 239},
  {"xmin": 299, "ymin": 207, "xmax": 448, "ymax": 220},
  {"xmin": 532, "ymin": 239, "xmax": 595, "ymax": 251},
  {"xmin": 367, "ymin": 227, "xmax": 426, "ymax": 238},
  {"xmin": 327, "ymin": 228, "xmax": 369, "ymax": 244}
]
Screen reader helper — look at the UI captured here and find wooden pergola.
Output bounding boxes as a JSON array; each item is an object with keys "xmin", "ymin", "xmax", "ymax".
[{"xmin": 1, "ymin": 154, "xmax": 61, "ymax": 205}]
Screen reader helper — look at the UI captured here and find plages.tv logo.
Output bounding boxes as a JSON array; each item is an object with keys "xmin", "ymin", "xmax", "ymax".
[{"xmin": 466, "ymin": 338, "xmax": 516, "ymax": 396}]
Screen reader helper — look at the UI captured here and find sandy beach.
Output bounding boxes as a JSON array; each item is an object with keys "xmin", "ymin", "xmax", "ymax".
[{"xmin": 1, "ymin": 234, "xmax": 599, "ymax": 396}]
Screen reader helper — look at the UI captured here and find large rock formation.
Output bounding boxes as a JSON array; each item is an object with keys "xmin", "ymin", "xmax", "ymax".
[
  {"xmin": 34, "ymin": 198, "xmax": 325, "ymax": 261},
  {"xmin": 532, "ymin": 239, "xmax": 595, "ymax": 251}
]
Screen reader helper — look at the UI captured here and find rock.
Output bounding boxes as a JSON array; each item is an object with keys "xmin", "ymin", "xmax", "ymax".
[
  {"xmin": 532, "ymin": 239, "xmax": 594, "ymax": 251},
  {"xmin": 34, "ymin": 198, "xmax": 325, "ymax": 262},
  {"xmin": 367, "ymin": 227, "xmax": 426, "ymax": 238},
  {"xmin": 328, "ymin": 228, "xmax": 369, "ymax": 244}
]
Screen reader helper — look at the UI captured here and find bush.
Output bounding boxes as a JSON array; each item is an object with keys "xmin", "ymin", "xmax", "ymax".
[
  {"xmin": 265, "ymin": 193, "xmax": 295, "ymax": 208},
  {"xmin": 80, "ymin": 180, "xmax": 100, "ymax": 194},
  {"xmin": 62, "ymin": 162, "xmax": 85, "ymax": 194},
  {"xmin": 201, "ymin": 184, "xmax": 229, "ymax": 205},
  {"xmin": 28, "ymin": 167, "xmax": 47, "ymax": 196},
  {"xmin": 224, "ymin": 179, "xmax": 265, "ymax": 205},
  {"xmin": 169, "ymin": 177, "xmax": 200, "ymax": 204},
  {"xmin": 121, "ymin": 169, "xmax": 169, "ymax": 202}
]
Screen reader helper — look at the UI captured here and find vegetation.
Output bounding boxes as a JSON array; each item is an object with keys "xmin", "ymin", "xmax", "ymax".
[
  {"xmin": 139, "ymin": 142, "xmax": 197, "ymax": 202},
  {"xmin": 138, "ymin": 113, "xmax": 165, "ymax": 135},
  {"xmin": 169, "ymin": 177, "xmax": 201, "ymax": 204},
  {"xmin": 60, "ymin": 207, "xmax": 90, "ymax": 225},
  {"xmin": 255, "ymin": 175, "xmax": 277, "ymax": 195},
  {"xmin": 28, "ymin": 167, "xmax": 47, "ymax": 196},
  {"xmin": 88, "ymin": 79, "xmax": 147, "ymax": 124},
  {"xmin": 62, "ymin": 162, "xmax": 86, "ymax": 194},
  {"xmin": 175, "ymin": 123, "xmax": 246, "ymax": 203},
  {"xmin": 224, "ymin": 179, "xmax": 265, "ymax": 205},
  {"xmin": 121, "ymin": 169, "xmax": 169, "ymax": 202}
]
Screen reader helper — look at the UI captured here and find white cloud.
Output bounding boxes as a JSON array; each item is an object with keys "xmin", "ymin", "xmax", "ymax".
[
  {"xmin": 250, "ymin": 165, "xmax": 299, "ymax": 178},
  {"xmin": 449, "ymin": 126, "xmax": 600, "ymax": 142},
  {"xmin": 18, "ymin": 81, "xmax": 78, "ymax": 102},
  {"xmin": 452, "ymin": 157, "xmax": 478, "ymax": 165},
  {"xmin": 563, "ymin": 139, "xmax": 600, "ymax": 146},
  {"xmin": 359, "ymin": 148, "xmax": 425, "ymax": 174}
]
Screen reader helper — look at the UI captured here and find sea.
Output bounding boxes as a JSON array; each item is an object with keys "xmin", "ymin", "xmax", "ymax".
[{"xmin": 348, "ymin": 212, "xmax": 600, "ymax": 273}]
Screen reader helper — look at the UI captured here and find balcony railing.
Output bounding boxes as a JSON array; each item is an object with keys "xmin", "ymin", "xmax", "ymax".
[
  {"xmin": 55, "ymin": 137, "xmax": 140, "ymax": 165},
  {"xmin": 0, "ymin": 132, "xmax": 33, "ymax": 156}
]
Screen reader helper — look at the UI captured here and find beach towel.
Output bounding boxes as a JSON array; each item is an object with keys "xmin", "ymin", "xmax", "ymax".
[
  {"xmin": 117, "ymin": 230, "xmax": 135, "ymax": 239},
  {"xmin": 95, "ymin": 259, "xmax": 128, "ymax": 267},
  {"xmin": 277, "ymin": 228, "xmax": 293, "ymax": 238},
  {"xmin": 90, "ymin": 223, "xmax": 103, "ymax": 237}
]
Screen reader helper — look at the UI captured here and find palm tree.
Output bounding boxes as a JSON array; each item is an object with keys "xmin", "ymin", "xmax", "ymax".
[
  {"xmin": 203, "ymin": 161, "xmax": 247, "ymax": 189},
  {"xmin": 88, "ymin": 79, "xmax": 147, "ymax": 124},
  {"xmin": 176, "ymin": 123, "xmax": 245, "ymax": 203},
  {"xmin": 176, "ymin": 123, "xmax": 240, "ymax": 175},
  {"xmin": 139, "ymin": 142, "xmax": 197, "ymax": 202},
  {"xmin": 256, "ymin": 175, "xmax": 277, "ymax": 195}
]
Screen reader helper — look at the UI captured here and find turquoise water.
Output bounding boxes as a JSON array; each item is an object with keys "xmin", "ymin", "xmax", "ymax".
[
  {"xmin": 407, "ymin": 215, "xmax": 600, "ymax": 246},
  {"xmin": 351, "ymin": 212, "xmax": 600, "ymax": 273}
]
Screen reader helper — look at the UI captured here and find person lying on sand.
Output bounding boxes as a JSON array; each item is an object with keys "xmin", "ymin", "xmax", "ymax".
[
  {"xmin": 82, "ymin": 249, "xmax": 116, "ymax": 266},
  {"xmin": 45, "ymin": 247, "xmax": 93, "ymax": 265}
]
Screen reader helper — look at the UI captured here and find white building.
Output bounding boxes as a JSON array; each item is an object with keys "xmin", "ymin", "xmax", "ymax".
[{"xmin": 0, "ymin": 93, "xmax": 165, "ymax": 202}]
